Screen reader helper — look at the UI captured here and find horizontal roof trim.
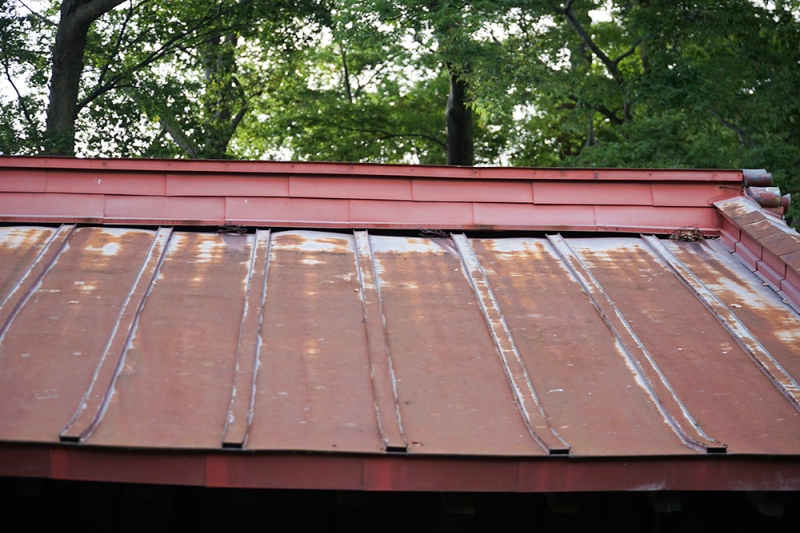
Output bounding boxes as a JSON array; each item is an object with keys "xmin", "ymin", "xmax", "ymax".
[
  {"xmin": 2, "ymin": 444, "xmax": 800, "ymax": 492},
  {"xmin": 0, "ymin": 158, "xmax": 744, "ymax": 233},
  {"xmin": 0, "ymin": 156, "xmax": 744, "ymax": 181}
]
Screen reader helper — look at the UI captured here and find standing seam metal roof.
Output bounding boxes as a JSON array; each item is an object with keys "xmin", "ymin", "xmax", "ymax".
[{"xmin": 1, "ymin": 158, "xmax": 800, "ymax": 491}]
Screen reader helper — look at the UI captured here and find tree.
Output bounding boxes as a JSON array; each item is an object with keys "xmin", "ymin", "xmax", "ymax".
[
  {"xmin": 488, "ymin": 0, "xmax": 800, "ymax": 223},
  {"xmin": 2, "ymin": 0, "xmax": 326, "ymax": 157},
  {"xmin": 2, "ymin": 0, "xmax": 799, "ymax": 227},
  {"xmin": 45, "ymin": 0, "xmax": 127, "ymax": 154},
  {"xmin": 236, "ymin": 15, "xmax": 448, "ymax": 163}
]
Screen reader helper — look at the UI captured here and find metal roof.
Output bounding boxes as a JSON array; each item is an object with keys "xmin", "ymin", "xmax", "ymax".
[{"xmin": 1, "ymin": 158, "xmax": 800, "ymax": 491}]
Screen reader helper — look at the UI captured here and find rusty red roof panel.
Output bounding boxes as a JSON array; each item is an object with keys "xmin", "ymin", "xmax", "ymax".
[{"xmin": 2, "ymin": 225, "xmax": 800, "ymax": 461}]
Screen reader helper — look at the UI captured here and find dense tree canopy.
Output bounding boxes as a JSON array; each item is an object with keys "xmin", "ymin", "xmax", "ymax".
[{"xmin": 1, "ymin": 0, "xmax": 799, "ymax": 223}]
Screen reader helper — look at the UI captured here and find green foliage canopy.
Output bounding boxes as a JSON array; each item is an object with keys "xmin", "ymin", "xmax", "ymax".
[{"xmin": 0, "ymin": 0, "xmax": 798, "ymax": 221}]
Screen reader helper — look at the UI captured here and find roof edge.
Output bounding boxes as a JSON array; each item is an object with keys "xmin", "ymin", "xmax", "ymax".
[
  {"xmin": 2, "ymin": 443, "xmax": 800, "ymax": 492},
  {"xmin": 715, "ymin": 196, "xmax": 800, "ymax": 312},
  {"xmin": 0, "ymin": 156, "xmax": 744, "ymax": 182}
]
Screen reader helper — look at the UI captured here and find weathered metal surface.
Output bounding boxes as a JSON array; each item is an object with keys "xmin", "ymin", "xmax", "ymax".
[
  {"xmin": 547, "ymin": 235, "xmax": 725, "ymax": 453},
  {"xmin": 0, "ymin": 226, "xmax": 57, "ymax": 306},
  {"xmin": 353, "ymin": 231, "xmax": 407, "ymax": 451},
  {"xmin": 60, "ymin": 227, "xmax": 173, "ymax": 442},
  {"xmin": 0, "ymin": 225, "xmax": 71, "ymax": 331},
  {"xmin": 2, "ymin": 226, "xmax": 800, "ymax": 463},
  {"xmin": 368, "ymin": 235, "xmax": 548, "ymax": 456},
  {"xmin": 0, "ymin": 156, "xmax": 745, "ymax": 182},
  {"xmin": 0, "ymin": 159, "xmax": 747, "ymax": 233},
  {"xmin": 569, "ymin": 237, "xmax": 800, "ymax": 454},
  {"xmin": 471, "ymin": 237, "xmax": 704, "ymax": 456},
  {"xmin": 746, "ymin": 186, "xmax": 785, "ymax": 208},
  {"xmin": 666, "ymin": 239, "xmax": 800, "ymax": 393},
  {"xmin": 452, "ymin": 234, "xmax": 569, "ymax": 454},
  {"xmin": 221, "ymin": 229, "xmax": 271, "ymax": 448},
  {"xmin": 742, "ymin": 169, "xmax": 773, "ymax": 187},
  {"xmin": 643, "ymin": 235, "xmax": 800, "ymax": 410},
  {"xmin": 0, "ymin": 227, "xmax": 156, "ymax": 441},
  {"xmin": 86, "ymin": 232, "xmax": 253, "ymax": 448},
  {"xmin": 245, "ymin": 231, "xmax": 383, "ymax": 453},
  {"xmin": 4, "ymin": 443, "xmax": 800, "ymax": 492}
]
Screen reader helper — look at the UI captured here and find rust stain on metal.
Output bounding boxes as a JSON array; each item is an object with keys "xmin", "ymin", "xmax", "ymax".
[
  {"xmin": 451, "ymin": 234, "xmax": 569, "ymax": 454},
  {"xmin": 472, "ymin": 237, "xmax": 698, "ymax": 456},
  {"xmin": 0, "ymin": 226, "xmax": 57, "ymax": 305},
  {"xmin": 222, "ymin": 229, "xmax": 271, "ymax": 448},
  {"xmin": 0, "ymin": 225, "xmax": 73, "ymax": 334},
  {"xmin": 368, "ymin": 235, "xmax": 546, "ymax": 456},
  {"xmin": 3, "ymin": 223, "xmax": 800, "ymax": 460},
  {"xmin": 570, "ymin": 237, "xmax": 800, "ymax": 454},
  {"xmin": 353, "ymin": 231, "xmax": 407, "ymax": 451},
  {"xmin": 669, "ymin": 239, "xmax": 800, "ymax": 378},
  {"xmin": 246, "ymin": 231, "xmax": 383, "ymax": 453},
  {"xmin": 86, "ymin": 232, "xmax": 253, "ymax": 448},
  {"xmin": 546, "ymin": 235, "xmax": 724, "ymax": 453},
  {"xmin": 0, "ymin": 227, "xmax": 155, "ymax": 442},
  {"xmin": 644, "ymin": 235, "xmax": 800, "ymax": 410},
  {"xmin": 59, "ymin": 227, "xmax": 172, "ymax": 442}
]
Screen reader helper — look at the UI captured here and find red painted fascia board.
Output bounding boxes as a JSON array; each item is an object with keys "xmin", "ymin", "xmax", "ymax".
[
  {"xmin": 2, "ymin": 443, "xmax": 800, "ymax": 492},
  {"xmin": 0, "ymin": 199, "xmax": 722, "ymax": 234},
  {"xmin": 0, "ymin": 156, "xmax": 744, "ymax": 182},
  {"xmin": 0, "ymin": 158, "xmax": 746, "ymax": 232}
]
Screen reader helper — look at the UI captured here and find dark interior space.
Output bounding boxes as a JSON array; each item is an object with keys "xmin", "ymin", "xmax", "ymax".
[{"xmin": 1, "ymin": 477, "xmax": 798, "ymax": 533}]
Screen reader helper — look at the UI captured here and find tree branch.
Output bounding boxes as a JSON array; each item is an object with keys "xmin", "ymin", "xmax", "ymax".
[
  {"xmin": 70, "ymin": 0, "xmax": 128, "ymax": 29},
  {"xmin": 97, "ymin": 0, "xmax": 134, "ymax": 86},
  {"xmin": 1, "ymin": 58, "xmax": 35, "ymax": 127},
  {"xmin": 561, "ymin": 96, "xmax": 624, "ymax": 125},
  {"xmin": 340, "ymin": 46, "xmax": 353, "ymax": 103},
  {"xmin": 558, "ymin": 3, "xmax": 621, "ymax": 85},
  {"xmin": 557, "ymin": 3, "xmax": 637, "ymax": 121},
  {"xmin": 712, "ymin": 110, "xmax": 759, "ymax": 147},
  {"xmin": 228, "ymin": 75, "xmax": 248, "ymax": 133},
  {"xmin": 352, "ymin": 52, "xmax": 402, "ymax": 100},
  {"xmin": 76, "ymin": 16, "xmax": 227, "ymax": 113},
  {"xmin": 593, "ymin": 103, "xmax": 624, "ymax": 125},
  {"xmin": 17, "ymin": 0, "xmax": 57, "ymax": 27},
  {"xmin": 337, "ymin": 125, "xmax": 447, "ymax": 150},
  {"xmin": 162, "ymin": 119, "xmax": 199, "ymax": 158},
  {"xmin": 612, "ymin": 40, "xmax": 641, "ymax": 67}
]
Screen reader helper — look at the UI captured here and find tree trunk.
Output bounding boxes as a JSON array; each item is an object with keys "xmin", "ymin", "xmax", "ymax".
[
  {"xmin": 445, "ymin": 65, "xmax": 473, "ymax": 166},
  {"xmin": 45, "ymin": 0, "xmax": 125, "ymax": 155},
  {"xmin": 198, "ymin": 33, "xmax": 243, "ymax": 159}
]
